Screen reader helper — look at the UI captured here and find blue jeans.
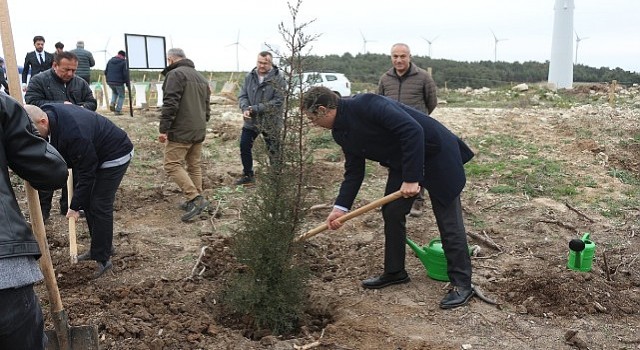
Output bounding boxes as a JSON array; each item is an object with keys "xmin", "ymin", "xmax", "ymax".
[
  {"xmin": 239, "ymin": 127, "xmax": 280, "ymax": 176},
  {"xmin": 0, "ymin": 284, "xmax": 47, "ymax": 349},
  {"xmin": 109, "ymin": 84, "xmax": 126, "ymax": 112}
]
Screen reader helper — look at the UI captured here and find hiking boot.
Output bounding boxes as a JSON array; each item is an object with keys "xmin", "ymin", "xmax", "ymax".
[
  {"xmin": 109, "ymin": 104, "xmax": 115, "ymax": 112},
  {"xmin": 234, "ymin": 174, "xmax": 255, "ymax": 186},
  {"xmin": 114, "ymin": 111, "xmax": 123, "ymax": 116},
  {"xmin": 179, "ymin": 200, "xmax": 195, "ymax": 212},
  {"xmin": 181, "ymin": 195, "xmax": 209, "ymax": 222}
]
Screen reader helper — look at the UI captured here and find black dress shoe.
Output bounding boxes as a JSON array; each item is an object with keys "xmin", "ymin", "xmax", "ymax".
[
  {"xmin": 94, "ymin": 260, "xmax": 112, "ymax": 279},
  {"xmin": 77, "ymin": 251, "xmax": 92, "ymax": 261},
  {"xmin": 440, "ymin": 286, "xmax": 474, "ymax": 309},
  {"xmin": 362, "ymin": 271, "xmax": 410, "ymax": 289}
]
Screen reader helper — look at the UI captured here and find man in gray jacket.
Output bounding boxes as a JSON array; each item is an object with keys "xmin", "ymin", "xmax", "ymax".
[
  {"xmin": 159, "ymin": 48, "xmax": 211, "ymax": 222},
  {"xmin": 378, "ymin": 43, "xmax": 438, "ymax": 217},
  {"xmin": 70, "ymin": 40, "xmax": 95, "ymax": 83},
  {"xmin": 235, "ymin": 51, "xmax": 285, "ymax": 185}
]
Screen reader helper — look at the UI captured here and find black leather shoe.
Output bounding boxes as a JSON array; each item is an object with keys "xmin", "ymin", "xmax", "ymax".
[
  {"xmin": 94, "ymin": 260, "xmax": 113, "ymax": 279},
  {"xmin": 440, "ymin": 286, "xmax": 474, "ymax": 309},
  {"xmin": 77, "ymin": 251, "xmax": 92, "ymax": 261},
  {"xmin": 362, "ymin": 271, "xmax": 410, "ymax": 289}
]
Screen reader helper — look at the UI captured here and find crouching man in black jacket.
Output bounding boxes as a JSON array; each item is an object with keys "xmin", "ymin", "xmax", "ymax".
[
  {"xmin": 25, "ymin": 104, "xmax": 133, "ymax": 279},
  {"xmin": 0, "ymin": 94, "xmax": 67, "ymax": 349}
]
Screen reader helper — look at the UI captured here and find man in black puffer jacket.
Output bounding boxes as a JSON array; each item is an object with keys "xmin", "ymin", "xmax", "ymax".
[
  {"xmin": 25, "ymin": 51, "xmax": 97, "ymax": 220},
  {"xmin": 0, "ymin": 94, "xmax": 67, "ymax": 349},
  {"xmin": 26, "ymin": 104, "xmax": 133, "ymax": 279},
  {"xmin": 25, "ymin": 51, "xmax": 97, "ymax": 111}
]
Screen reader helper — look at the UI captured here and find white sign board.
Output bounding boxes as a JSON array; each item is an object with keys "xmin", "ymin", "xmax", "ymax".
[{"xmin": 124, "ymin": 34, "xmax": 166, "ymax": 69}]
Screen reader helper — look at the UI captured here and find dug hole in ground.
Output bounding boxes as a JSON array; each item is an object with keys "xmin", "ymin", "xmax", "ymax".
[{"xmin": 23, "ymin": 96, "xmax": 640, "ymax": 349}]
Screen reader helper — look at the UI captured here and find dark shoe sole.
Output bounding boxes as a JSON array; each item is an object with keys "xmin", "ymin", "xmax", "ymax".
[
  {"xmin": 440, "ymin": 290, "xmax": 475, "ymax": 309},
  {"xmin": 77, "ymin": 252, "xmax": 92, "ymax": 261},
  {"xmin": 362, "ymin": 276, "xmax": 411, "ymax": 290},
  {"xmin": 93, "ymin": 260, "xmax": 113, "ymax": 279},
  {"xmin": 181, "ymin": 200, "xmax": 210, "ymax": 222}
]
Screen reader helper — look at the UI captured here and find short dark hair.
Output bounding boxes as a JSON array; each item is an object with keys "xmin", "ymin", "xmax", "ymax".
[
  {"xmin": 55, "ymin": 42, "xmax": 64, "ymax": 49},
  {"xmin": 302, "ymin": 86, "xmax": 339, "ymax": 113},
  {"xmin": 33, "ymin": 36, "xmax": 45, "ymax": 44},
  {"xmin": 54, "ymin": 51, "xmax": 78, "ymax": 64},
  {"xmin": 258, "ymin": 51, "xmax": 273, "ymax": 60},
  {"xmin": 118, "ymin": 50, "xmax": 126, "ymax": 56}
]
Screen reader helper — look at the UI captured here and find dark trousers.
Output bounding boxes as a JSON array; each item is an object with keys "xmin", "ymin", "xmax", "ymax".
[
  {"xmin": 0, "ymin": 284, "xmax": 47, "ymax": 349},
  {"xmin": 39, "ymin": 186, "xmax": 68, "ymax": 217},
  {"xmin": 239, "ymin": 127, "xmax": 279, "ymax": 176},
  {"xmin": 39, "ymin": 169, "xmax": 77, "ymax": 217},
  {"xmin": 85, "ymin": 162, "xmax": 129, "ymax": 262},
  {"xmin": 381, "ymin": 168, "xmax": 472, "ymax": 287}
]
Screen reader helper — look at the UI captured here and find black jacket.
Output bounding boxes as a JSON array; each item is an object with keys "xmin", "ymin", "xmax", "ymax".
[
  {"xmin": 332, "ymin": 94, "xmax": 474, "ymax": 209},
  {"xmin": 105, "ymin": 55, "xmax": 129, "ymax": 85},
  {"xmin": 24, "ymin": 69, "xmax": 97, "ymax": 111},
  {"xmin": 42, "ymin": 104, "xmax": 133, "ymax": 211},
  {"xmin": 0, "ymin": 94, "xmax": 67, "ymax": 259},
  {"xmin": 22, "ymin": 50, "xmax": 54, "ymax": 84}
]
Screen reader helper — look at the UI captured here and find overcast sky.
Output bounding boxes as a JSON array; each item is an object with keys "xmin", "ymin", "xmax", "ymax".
[{"xmin": 3, "ymin": 0, "xmax": 639, "ymax": 75}]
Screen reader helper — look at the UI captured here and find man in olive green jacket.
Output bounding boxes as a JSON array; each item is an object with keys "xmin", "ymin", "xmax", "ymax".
[
  {"xmin": 378, "ymin": 43, "xmax": 438, "ymax": 216},
  {"xmin": 159, "ymin": 48, "xmax": 211, "ymax": 222}
]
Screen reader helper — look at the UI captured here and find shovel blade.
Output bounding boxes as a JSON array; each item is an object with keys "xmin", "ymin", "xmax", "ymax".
[{"xmin": 46, "ymin": 325, "xmax": 100, "ymax": 350}]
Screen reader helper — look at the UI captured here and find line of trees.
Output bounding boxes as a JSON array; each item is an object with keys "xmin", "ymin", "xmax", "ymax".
[{"xmin": 298, "ymin": 53, "xmax": 640, "ymax": 89}]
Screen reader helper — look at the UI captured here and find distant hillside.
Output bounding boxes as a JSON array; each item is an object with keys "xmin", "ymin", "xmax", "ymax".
[
  {"xmin": 297, "ymin": 53, "xmax": 640, "ymax": 89},
  {"xmin": 98, "ymin": 53, "xmax": 640, "ymax": 91}
]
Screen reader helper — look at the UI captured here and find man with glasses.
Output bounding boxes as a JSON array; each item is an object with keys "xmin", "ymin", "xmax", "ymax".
[{"xmin": 302, "ymin": 86, "xmax": 475, "ymax": 309}]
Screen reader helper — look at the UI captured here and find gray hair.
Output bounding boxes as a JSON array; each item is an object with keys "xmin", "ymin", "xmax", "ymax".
[
  {"xmin": 391, "ymin": 43, "xmax": 411, "ymax": 54},
  {"xmin": 24, "ymin": 104, "xmax": 47, "ymax": 123},
  {"xmin": 167, "ymin": 48, "xmax": 186, "ymax": 59}
]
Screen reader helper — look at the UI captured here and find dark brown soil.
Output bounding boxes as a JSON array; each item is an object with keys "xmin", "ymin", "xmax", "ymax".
[{"xmin": 18, "ymin": 102, "xmax": 640, "ymax": 350}]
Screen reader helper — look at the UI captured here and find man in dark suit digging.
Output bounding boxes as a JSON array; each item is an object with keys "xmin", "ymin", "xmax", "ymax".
[{"xmin": 302, "ymin": 86, "xmax": 475, "ymax": 309}]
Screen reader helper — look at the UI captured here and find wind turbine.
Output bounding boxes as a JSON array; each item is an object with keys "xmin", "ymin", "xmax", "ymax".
[
  {"xmin": 575, "ymin": 31, "xmax": 589, "ymax": 64},
  {"xmin": 93, "ymin": 37, "xmax": 111, "ymax": 66},
  {"xmin": 360, "ymin": 30, "xmax": 375, "ymax": 54},
  {"xmin": 421, "ymin": 35, "xmax": 439, "ymax": 58},
  {"xmin": 226, "ymin": 30, "xmax": 243, "ymax": 72},
  {"xmin": 490, "ymin": 29, "xmax": 508, "ymax": 62}
]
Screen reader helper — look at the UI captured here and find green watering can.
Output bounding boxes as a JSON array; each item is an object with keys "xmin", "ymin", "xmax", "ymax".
[
  {"xmin": 406, "ymin": 237, "xmax": 471, "ymax": 282},
  {"xmin": 567, "ymin": 233, "xmax": 596, "ymax": 272}
]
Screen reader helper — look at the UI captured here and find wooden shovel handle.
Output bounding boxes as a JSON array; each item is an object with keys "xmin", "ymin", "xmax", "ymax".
[
  {"xmin": 295, "ymin": 190, "xmax": 404, "ymax": 242},
  {"xmin": 26, "ymin": 182, "xmax": 64, "ymax": 313},
  {"xmin": 67, "ymin": 169, "xmax": 78, "ymax": 263}
]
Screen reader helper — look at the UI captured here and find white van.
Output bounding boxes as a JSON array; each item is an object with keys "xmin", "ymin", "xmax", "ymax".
[{"xmin": 292, "ymin": 72, "xmax": 352, "ymax": 97}]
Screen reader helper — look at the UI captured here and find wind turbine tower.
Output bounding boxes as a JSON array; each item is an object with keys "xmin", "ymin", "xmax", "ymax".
[
  {"xmin": 491, "ymin": 29, "xmax": 507, "ymax": 62},
  {"xmin": 422, "ymin": 36, "xmax": 439, "ymax": 58},
  {"xmin": 226, "ymin": 30, "xmax": 242, "ymax": 72},
  {"xmin": 360, "ymin": 31, "xmax": 375, "ymax": 54},
  {"xmin": 575, "ymin": 31, "xmax": 588, "ymax": 64},
  {"xmin": 548, "ymin": 0, "xmax": 575, "ymax": 89}
]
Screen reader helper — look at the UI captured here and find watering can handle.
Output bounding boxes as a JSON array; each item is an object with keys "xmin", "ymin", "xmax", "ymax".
[{"xmin": 295, "ymin": 190, "xmax": 404, "ymax": 242}]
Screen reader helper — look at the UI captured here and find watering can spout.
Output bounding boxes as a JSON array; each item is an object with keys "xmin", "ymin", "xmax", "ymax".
[{"xmin": 406, "ymin": 238, "xmax": 429, "ymax": 261}]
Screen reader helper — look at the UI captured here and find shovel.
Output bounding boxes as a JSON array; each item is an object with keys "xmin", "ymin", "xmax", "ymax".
[
  {"xmin": 26, "ymin": 182, "xmax": 100, "ymax": 350},
  {"xmin": 67, "ymin": 169, "xmax": 78, "ymax": 264},
  {"xmin": 295, "ymin": 190, "xmax": 403, "ymax": 242}
]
